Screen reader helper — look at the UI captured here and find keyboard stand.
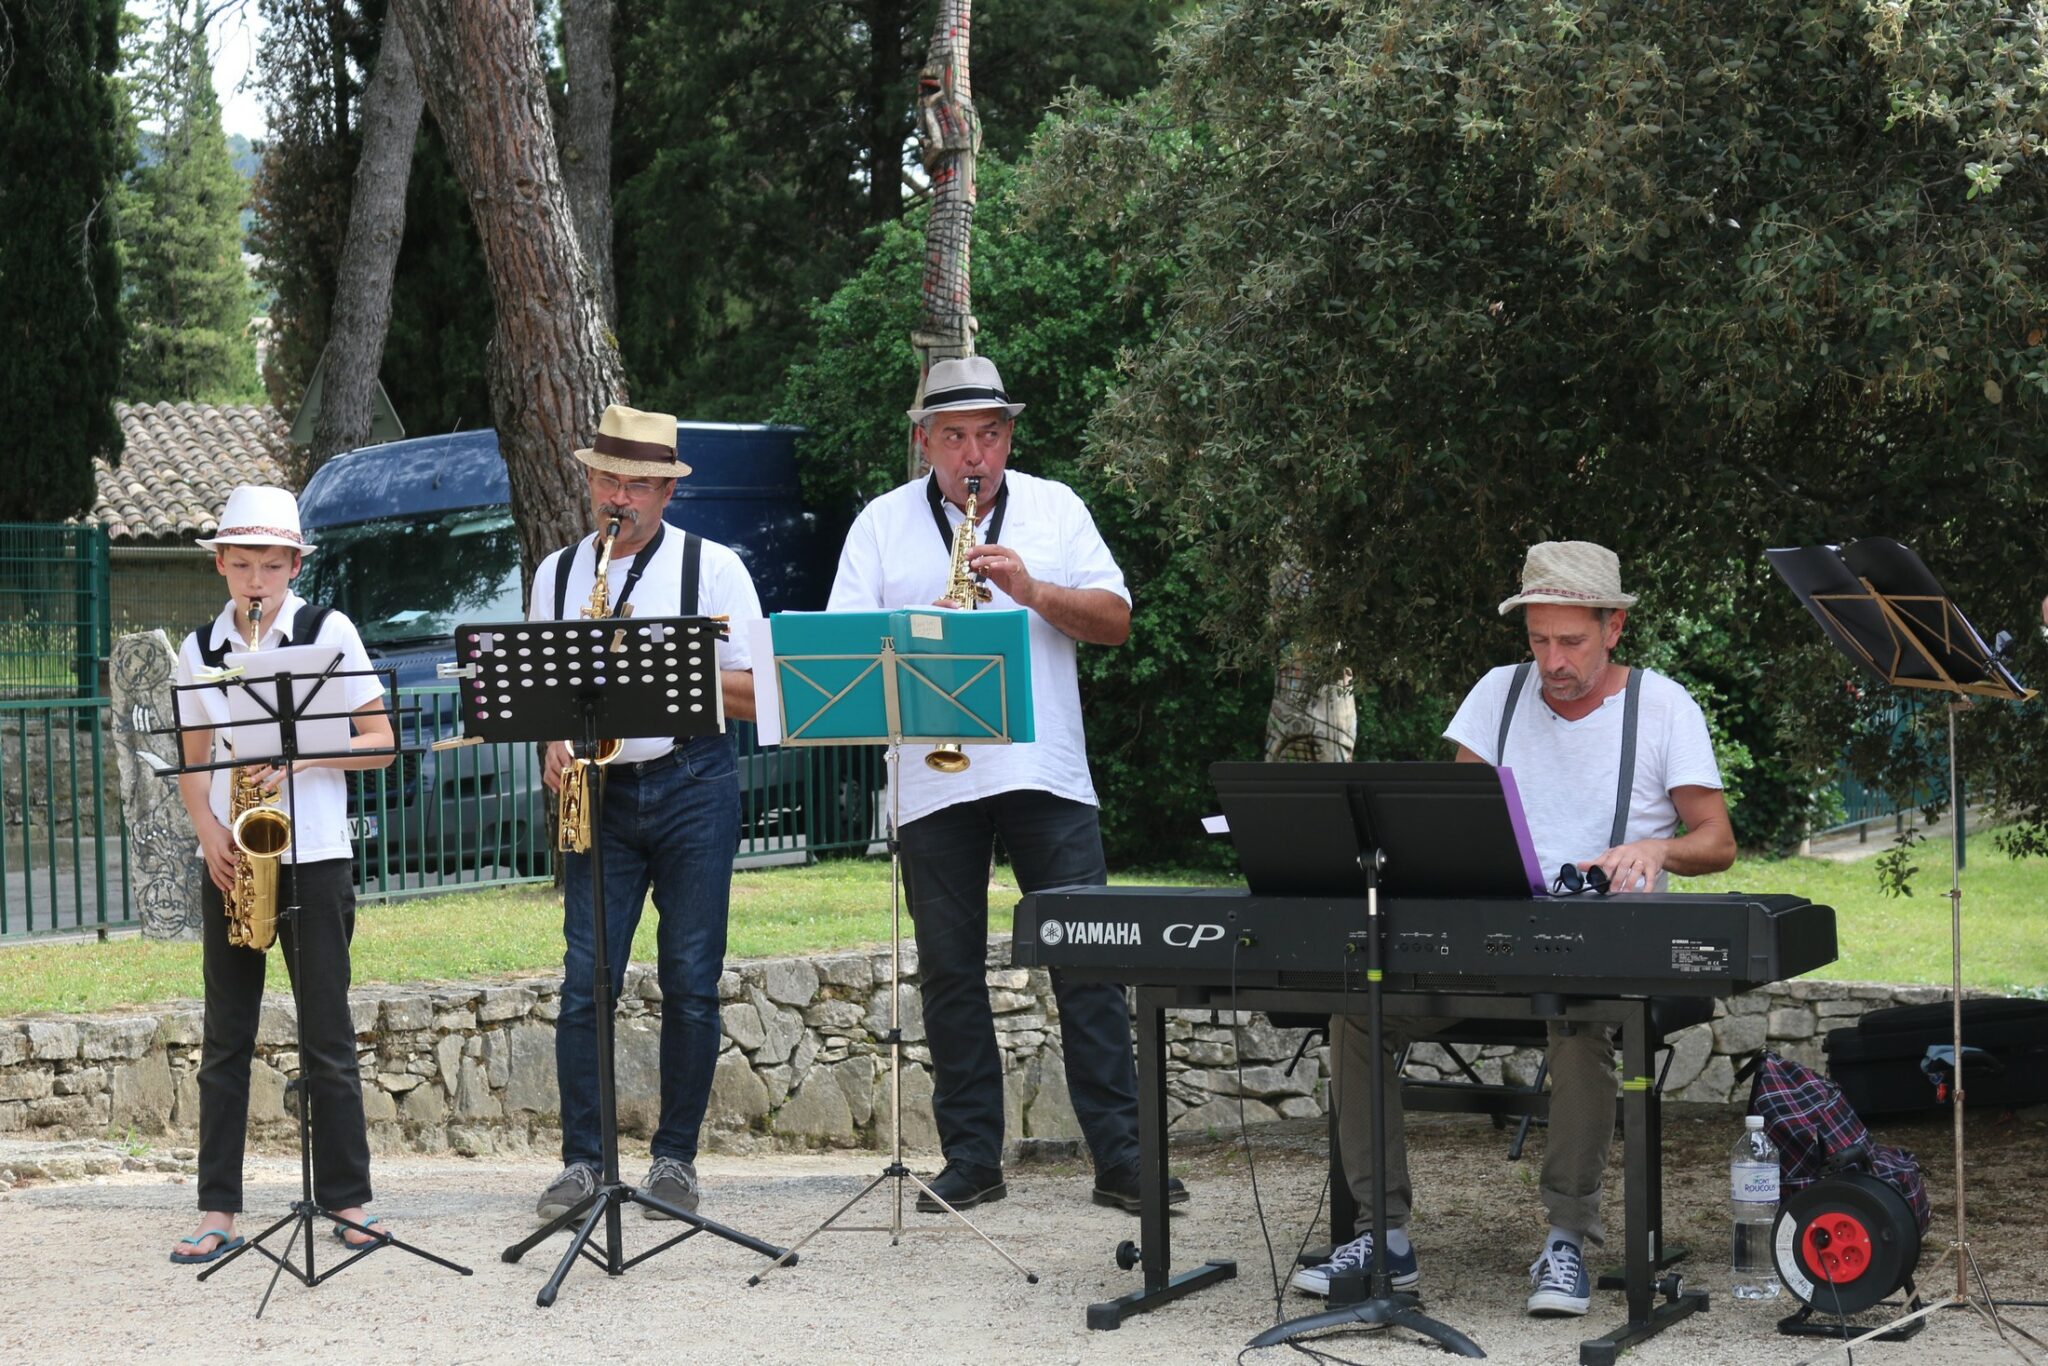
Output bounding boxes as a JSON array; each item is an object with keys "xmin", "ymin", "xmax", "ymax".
[{"xmin": 1091, "ymin": 987, "xmax": 1709, "ymax": 1365}]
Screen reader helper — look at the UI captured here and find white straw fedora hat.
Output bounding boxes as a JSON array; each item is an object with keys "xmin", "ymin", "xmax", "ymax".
[
  {"xmin": 906, "ymin": 355, "xmax": 1026, "ymax": 423},
  {"xmin": 1497, "ymin": 540, "xmax": 1638, "ymax": 615},
  {"xmin": 195, "ymin": 485, "xmax": 316, "ymax": 554},
  {"xmin": 573, "ymin": 404, "xmax": 693, "ymax": 478}
]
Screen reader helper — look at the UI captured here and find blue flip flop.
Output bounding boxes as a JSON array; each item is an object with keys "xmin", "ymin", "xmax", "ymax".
[
  {"xmin": 169, "ymin": 1229, "xmax": 244, "ymax": 1265},
  {"xmin": 333, "ymin": 1215, "xmax": 386, "ymax": 1248}
]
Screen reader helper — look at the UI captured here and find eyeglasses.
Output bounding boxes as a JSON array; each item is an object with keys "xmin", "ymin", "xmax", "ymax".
[
  {"xmin": 1550, "ymin": 863, "xmax": 1610, "ymax": 897},
  {"xmin": 591, "ymin": 472, "xmax": 663, "ymax": 498}
]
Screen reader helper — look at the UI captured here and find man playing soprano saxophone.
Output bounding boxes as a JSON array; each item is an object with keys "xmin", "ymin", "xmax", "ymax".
[
  {"xmin": 169, "ymin": 485, "xmax": 395, "ymax": 1263},
  {"xmin": 827, "ymin": 356, "xmax": 1185, "ymax": 1215},
  {"xmin": 529, "ymin": 405, "xmax": 762, "ymax": 1224}
]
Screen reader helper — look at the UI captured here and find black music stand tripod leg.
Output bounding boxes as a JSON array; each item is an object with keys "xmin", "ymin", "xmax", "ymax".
[{"xmin": 1249, "ymin": 850, "xmax": 1485, "ymax": 1358}]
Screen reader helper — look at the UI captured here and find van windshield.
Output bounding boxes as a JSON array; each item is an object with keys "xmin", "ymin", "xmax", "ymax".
[{"xmin": 298, "ymin": 509, "xmax": 524, "ymax": 646}]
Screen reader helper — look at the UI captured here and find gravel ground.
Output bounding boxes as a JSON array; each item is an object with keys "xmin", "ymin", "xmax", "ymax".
[{"xmin": 4, "ymin": 1109, "xmax": 2043, "ymax": 1366}]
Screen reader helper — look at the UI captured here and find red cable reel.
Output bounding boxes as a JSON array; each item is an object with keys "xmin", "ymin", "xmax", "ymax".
[{"xmin": 1771, "ymin": 1172, "xmax": 1922, "ymax": 1315}]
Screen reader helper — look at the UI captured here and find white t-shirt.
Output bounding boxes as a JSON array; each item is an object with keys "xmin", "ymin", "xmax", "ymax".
[
  {"xmin": 174, "ymin": 593, "xmax": 387, "ymax": 864},
  {"xmin": 827, "ymin": 470, "xmax": 1129, "ymax": 827},
  {"xmin": 1443, "ymin": 664, "xmax": 1723, "ymax": 893},
  {"xmin": 528, "ymin": 526, "xmax": 761, "ymax": 764}
]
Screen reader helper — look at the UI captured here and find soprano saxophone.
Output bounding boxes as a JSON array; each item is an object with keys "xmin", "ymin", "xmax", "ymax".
[
  {"xmin": 926, "ymin": 476, "xmax": 992, "ymax": 774},
  {"xmin": 558, "ymin": 515, "xmax": 627, "ymax": 853},
  {"xmin": 224, "ymin": 598, "xmax": 291, "ymax": 950}
]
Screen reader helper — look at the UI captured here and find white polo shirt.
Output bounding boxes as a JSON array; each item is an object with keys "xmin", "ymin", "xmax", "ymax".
[
  {"xmin": 828, "ymin": 469, "xmax": 1129, "ymax": 826},
  {"xmin": 528, "ymin": 525, "xmax": 761, "ymax": 764},
  {"xmin": 174, "ymin": 593, "xmax": 387, "ymax": 864},
  {"xmin": 1443, "ymin": 664, "xmax": 1723, "ymax": 893}
]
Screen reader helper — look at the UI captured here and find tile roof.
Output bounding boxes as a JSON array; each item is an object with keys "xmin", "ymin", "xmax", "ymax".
[{"xmin": 91, "ymin": 402, "xmax": 294, "ymax": 542}]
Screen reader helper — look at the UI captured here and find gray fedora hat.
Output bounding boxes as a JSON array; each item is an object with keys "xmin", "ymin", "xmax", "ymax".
[
  {"xmin": 1497, "ymin": 541, "xmax": 1638, "ymax": 615},
  {"xmin": 906, "ymin": 356, "xmax": 1026, "ymax": 423}
]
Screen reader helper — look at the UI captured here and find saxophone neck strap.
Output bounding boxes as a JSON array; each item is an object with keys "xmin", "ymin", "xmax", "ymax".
[
  {"xmin": 925, "ymin": 473, "xmax": 1010, "ymax": 556},
  {"xmin": 551, "ymin": 522, "xmax": 667, "ymax": 619}
]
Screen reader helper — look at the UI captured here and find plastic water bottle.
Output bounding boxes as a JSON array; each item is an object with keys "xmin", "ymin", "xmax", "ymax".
[{"xmin": 1730, "ymin": 1113, "xmax": 1782, "ymax": 1301}]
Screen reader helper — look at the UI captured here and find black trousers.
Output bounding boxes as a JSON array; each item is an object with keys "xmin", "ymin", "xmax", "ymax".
[
  {"xmin": 197, "ymin": 857, "xmax": 372, "ymax": 1213},
  {"xmin": 898, "ymin": 790, "xmax": 1141, "ymax": 1176}
]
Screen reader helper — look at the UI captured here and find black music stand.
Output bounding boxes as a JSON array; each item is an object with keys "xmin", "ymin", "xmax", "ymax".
[
  {"xmin": 1225, "ymin": 764, "xmax": 1497, "ymax": 1358},
  {"xmin": 449, "ymin": 616, "xmax": 793, "ymax": 1306},
  {"xmin": 160, "ymin": 649, "xmax": 473, "ymax": 1314},
  {"xmin": 746, "ymin": 610, "xmax": 1036, "ymax": 1285},
  {"xmin": 1770, "ymin": 540, "xmax": 2044, "ymax": 1363}
]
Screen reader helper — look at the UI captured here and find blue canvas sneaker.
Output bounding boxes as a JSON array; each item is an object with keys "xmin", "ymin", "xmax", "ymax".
[
  {"xmin": 1527, "ymin": 1237, "xmax": 1592, "ymax": 1316},
  {"xmin": 1289, "ymin": 1231, "xmax": 1420, "ymax": 1296}
]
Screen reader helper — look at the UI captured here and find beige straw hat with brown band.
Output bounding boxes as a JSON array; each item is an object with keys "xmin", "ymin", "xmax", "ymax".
[
  {"xmin": 573, "ymin": 404, "xmax": 693, "ymax": 479},
  {"xmin": 1496, "ymin": 540, "xmax": 1639, "ymax": 615}
]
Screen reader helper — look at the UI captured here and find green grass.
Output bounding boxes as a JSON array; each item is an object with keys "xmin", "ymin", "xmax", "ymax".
[
  {"xmin": 1684, "ymin": 835, "xmax": 2048, "ymax": 994},
  {"xmin": 1, "ymin": 840, "xmax": 2039, "ymax": 1017}
]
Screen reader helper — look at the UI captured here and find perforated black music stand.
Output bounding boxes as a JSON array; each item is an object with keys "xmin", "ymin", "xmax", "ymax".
[
  {"xmin": 1770, "ymin": 539, "xmax": 2044, "ymax": 1363},
  {"xmin": 159, "ymin": 653, "xmax": 473, "ymax": 1314},
  {"xmin": 446, "ymin": 616, "xmax": 793, "ymax": 1306}
]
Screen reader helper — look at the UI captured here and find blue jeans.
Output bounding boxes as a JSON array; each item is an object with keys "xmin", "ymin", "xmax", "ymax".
[
  {"xmin": 557, "ymin": 734, "xmax": 739, "ymax": 1169},
  {"xmin": 898, "ymin": 789, "xmax": 1140, "ymax": 1175}
]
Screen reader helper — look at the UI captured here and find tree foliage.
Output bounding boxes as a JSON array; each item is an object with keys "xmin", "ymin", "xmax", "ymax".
[
  {"xmin": 1024, "ymin": 0, "xmax": 2048, "ymax": 852},
  {"xmin": 779, "ymin": 158, "xmax": 1268, "ymax": 868},
  {"xmin": 611, "ymin": 0, "xmax": 1175, "ymax": 421},
  {"xmin": 122, "ymin": 0, "xmax": 261, "ymax": 403},
  {"xmin": 0, "ymin": 0, "xmax": 127, "ymax": 520}
]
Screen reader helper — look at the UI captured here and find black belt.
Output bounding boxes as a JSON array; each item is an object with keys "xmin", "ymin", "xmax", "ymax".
[{"xmin": 608, "ymin": 749, "xmax": 685, "ymax": 779}]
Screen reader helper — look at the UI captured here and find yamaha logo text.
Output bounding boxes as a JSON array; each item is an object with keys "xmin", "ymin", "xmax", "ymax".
[{"xmin": 1045, "ymin": 920, "xmax": 1143, "ymax": 947}]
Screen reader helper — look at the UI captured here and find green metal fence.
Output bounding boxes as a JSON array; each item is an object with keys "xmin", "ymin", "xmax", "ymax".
[
  {"xmin": 0, "ymin": 697, "xmax": 129, "ymax": 935},
  {"xmin": 0, "ymin": 523, "xmax": 109, "ymax": 699},
  {"xmin": 341, "ymin": 686, "xmax": 883, "ymax": 904}
]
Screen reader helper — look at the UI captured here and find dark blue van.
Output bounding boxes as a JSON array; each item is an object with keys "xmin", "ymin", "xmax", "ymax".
[{"xmin": 296, "ymin": 424, "xmax": 872, "ymax": 872}]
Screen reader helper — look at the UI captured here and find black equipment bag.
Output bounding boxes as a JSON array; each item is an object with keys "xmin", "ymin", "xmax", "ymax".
[{"xmin": 1823, "ymin": 997, "xmax": 2048, "ymax": 1117}]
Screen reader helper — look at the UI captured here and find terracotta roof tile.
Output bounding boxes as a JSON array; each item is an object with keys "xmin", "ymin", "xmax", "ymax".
[{"xmin": 89, "ymin": 402, "xmax": 294, "ymax": 542}]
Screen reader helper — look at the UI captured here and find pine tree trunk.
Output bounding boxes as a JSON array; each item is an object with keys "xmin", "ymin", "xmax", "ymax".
[
  {"xmin": 559, "ymin": 0, "xmax": 617, "ymax": 328},
  {"xmin": 391, "ymin": 0, "xmax": 625, "ymax": 589},
  {"xmin": 907, "ymin": 0, "xmax": 978, "ymax": 479},
  {"xmin": 306, "ymin": 19, "xmax": 424, "ymax": 479}
]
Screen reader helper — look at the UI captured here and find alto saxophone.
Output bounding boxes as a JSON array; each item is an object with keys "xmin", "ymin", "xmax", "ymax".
[
  {"xmin": 224, "ymin": 598, "xmax": 291, "ymax": 951},
  {"xmin": 558, "ymin": 515, "xmax": 627, "ymax": 853},
  {"xmin": 927, "ymin": 476, "xmax": 992, "ymax": 774}
]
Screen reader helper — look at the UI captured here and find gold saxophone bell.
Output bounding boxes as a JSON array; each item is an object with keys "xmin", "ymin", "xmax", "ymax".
[{"xmin": 927, "ymin": 476, "xmax": 991, "ymax": 774}]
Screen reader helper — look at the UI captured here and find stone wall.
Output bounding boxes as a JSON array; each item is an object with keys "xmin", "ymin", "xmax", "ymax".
[{"xmin": 0, "ymin": 939, "xmax": 1966, "ymax": 1155}]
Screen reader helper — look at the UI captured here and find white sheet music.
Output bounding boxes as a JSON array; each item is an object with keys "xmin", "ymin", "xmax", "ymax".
[{"xmin": 220, "ymin": 644, "xmax": 351, "ymax": 761}]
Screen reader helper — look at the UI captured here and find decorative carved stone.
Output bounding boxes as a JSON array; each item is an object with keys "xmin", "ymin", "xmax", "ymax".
[{"xmin": 111, "ymin": 630, "xmax": 203, "ymax": 939}]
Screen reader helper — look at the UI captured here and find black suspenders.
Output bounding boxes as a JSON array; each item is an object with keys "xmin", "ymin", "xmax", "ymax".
[
  {"xmin": 1495, "ymin": 661, "xmax": 1642, "ymax": 849},
  {"xmin": 550, "ymin": 529, "xmax": 701, "ymax": 619}
]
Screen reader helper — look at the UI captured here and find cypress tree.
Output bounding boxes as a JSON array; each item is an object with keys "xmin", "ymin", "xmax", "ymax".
[
  {"xmin": 123, "ymin": 0, "xmax": 260, "ymax": 402},
  {"xmin": 0, "ymin": 0, "xmax": 127, "ymax": 520}
]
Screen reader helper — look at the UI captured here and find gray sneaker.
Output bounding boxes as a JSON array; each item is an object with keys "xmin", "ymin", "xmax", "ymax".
[
  {"xmin": 639, "ymin": 1156, "xmax": 700, "ymax": 1220},
  {"xmin": 536, "ymin": 1163, "xmax": 598, "ymax": 1222}
]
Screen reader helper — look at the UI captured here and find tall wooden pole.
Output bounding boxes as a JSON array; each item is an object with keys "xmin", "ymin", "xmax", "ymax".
[{"xmin": 907, "ymin": 1, "xmax": 979, "ymax": 480}]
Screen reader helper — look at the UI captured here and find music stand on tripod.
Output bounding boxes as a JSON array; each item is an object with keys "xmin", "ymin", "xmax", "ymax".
[
  {"xmin": 1770, "ymin": 538, "xmax": 2044, "ymax": 1363},
  {"xmin": 744, "ymin": 606, "xmax": 1037, "ymax": 1285},
  {"xmin": 447, "ymin": 615, "xmax": 794, "ymax": 1306},
  {"xmin": 160, "ymin": 644, "xmax": 473, "ymax": 1315}
]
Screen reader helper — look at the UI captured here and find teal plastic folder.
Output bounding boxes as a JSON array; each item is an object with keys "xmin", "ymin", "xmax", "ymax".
[{"xmin": 769, "ymin": 609, "xmax": 1035, "ymax": 747}]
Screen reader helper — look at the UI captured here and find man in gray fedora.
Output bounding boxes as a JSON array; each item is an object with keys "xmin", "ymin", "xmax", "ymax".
[
  {"xmin": 1295, "ymin": 540, "xmax": 1735, "ymax": 1316},
  {"xmin": 827, "ymin": 355, "xmax": 1185, "ymax": 1215}
]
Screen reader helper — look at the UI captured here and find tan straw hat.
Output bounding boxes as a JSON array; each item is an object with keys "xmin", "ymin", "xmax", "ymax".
[
  {"xmin": 573, "ymin": 404, "xmax": 692, "ymax": 478},
  {"xmin": 196, "ymin": 485, "xmax": 316, "ymax": 554},
  {"xmin": 906, "ymin": 356, "xmax": 1026, "ymax": 423},
  {"xmin": 1497, "ymin": 541, "xmax": 1638, "ymax": 615}
]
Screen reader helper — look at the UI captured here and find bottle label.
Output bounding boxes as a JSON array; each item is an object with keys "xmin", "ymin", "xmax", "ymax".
[{"xmin": 1732, "ymin": 1161, "xmax": 1779, "ymax": 1202}]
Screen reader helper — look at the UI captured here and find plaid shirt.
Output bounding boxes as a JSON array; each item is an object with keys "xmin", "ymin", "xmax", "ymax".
[{"xmin": 1747, "ymin": 1050, "xmax": 1931, "ymax": 1233}]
